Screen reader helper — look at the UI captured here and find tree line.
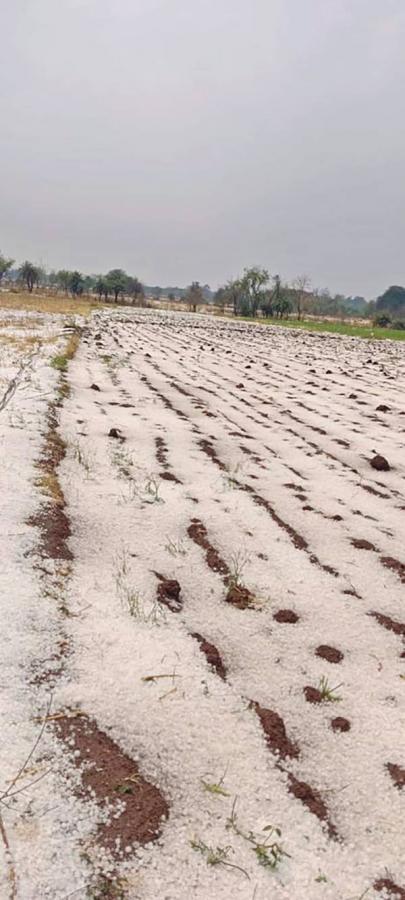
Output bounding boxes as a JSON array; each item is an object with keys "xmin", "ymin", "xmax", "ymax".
[
  {"xmin": 1, "ymin": 250, "xmax": 404, "ymax": 323},
  {"xmin": 0, "ymin": 256, "xmax": 144, "ymax": 303},
  {"xmin": 214, "ymin": 267, "xmax": 405, "ymax": 324}
]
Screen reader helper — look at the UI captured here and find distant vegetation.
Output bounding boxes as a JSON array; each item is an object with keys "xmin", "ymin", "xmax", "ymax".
[{"xmin": 1, "ymin": 249, "xmax": 404, "ymax": 327}]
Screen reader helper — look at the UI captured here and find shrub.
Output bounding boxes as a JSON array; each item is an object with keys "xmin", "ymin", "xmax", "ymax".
[{"xmin": 373, "ymin": 313, "xmax": 391, "ymax": 327}]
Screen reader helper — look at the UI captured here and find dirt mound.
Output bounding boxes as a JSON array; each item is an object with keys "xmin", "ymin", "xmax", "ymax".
[
  {"xmin": 273, "ymin": 609, "xmax": 299, "ymax": 623},
  {"xmin": 288, "ymin": 773, "xmax": 337, "ymax": 839},
  {"xmin": 251, "ymin": 702, "xmax": 299, "ymax": 759},
  {"xmin": 154, "ymin": 573, "xmax": 182, "ymax": 613},
  {"xmin": 192, "ymin": 633, "xmax": 227, "ymax": 680},
  {"xmin": 55, "ymin": 715, "xmax": 168, "ymax": 856},
  {"xmin": 316, "ymin": 645, "xmax": 344, "ymax": 664}
]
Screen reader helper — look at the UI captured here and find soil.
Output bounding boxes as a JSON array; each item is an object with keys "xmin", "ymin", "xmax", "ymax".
[
  {"xmin": 304, "ymin": 686, "xmax": 323, "ymax": 704},
  {"xmin": 374, "ymin": 878, "xmax": 405, "ymax": 899},
  {"xmin": 370, "ymin": 612, "xmax": 405, "ymax": 637},
  {"xmin": 191, "ymin": 633, "xmax": 227, "ymax": 680},
  {"xmin": 28, "ymin": 503, "xmax": 73, "ymax": 561},
  {"xmin": 54, "ymin": 715, "xmax": 168, "ymax": 856},
  {"xmin": 351, "ymin": 539, "xmax": 378, "ymax": 551},
  {"xmin": 225, "ymin": 583, "xmax": 255, "ymax": 610},
  {"xmin": 386, "ymin": 762, "xmax": 405, "ymax": 790},
  {"xmin": 315, "ymin": 645, "xmax": 344, "ymax": 664},
  {"xmin": 380, "ymin": 556, "xmax": 405, "ymax": 583},
  {"xmin": 273, "ymin": 609, "xmax": 299, "ymax": 623},
  {"xmin": 287, "ymin": 773, "xmax": 337, "ymax": 839},
  {"xmin": 108, "ymin": 427, "xmax": 125, "ymax": 440},
  {"xmin": 251, "ymin": 702, "xmax": 299, "ymax": 759},
  {"xmin": 331, "ymin": 717, "xmax": 351, "ymax": 733},
  {"xmin": 370, "ymin": 454, "xmax": 390, "ymax": 472},
  {"xmin": 154, "ymin": 573, "xmax": 182, "ymax": 613},
  {"xmin": 187, "ymin": 518, "xmax": 229, "ymax": 576}
]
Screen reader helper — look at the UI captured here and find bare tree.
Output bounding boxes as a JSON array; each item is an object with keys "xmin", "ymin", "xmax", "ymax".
[{"xmin": 292, "ymin": 274, "xmax": 311, "ymax": 320}]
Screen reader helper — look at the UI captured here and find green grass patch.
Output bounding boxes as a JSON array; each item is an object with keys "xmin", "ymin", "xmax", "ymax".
[
  {"xmin": 50, "ymin": 354, "xmax": 68, "ymax": 371},
  {"xmin": 236, "ymin": 316, "xmax": 405, "ymax": 341}
]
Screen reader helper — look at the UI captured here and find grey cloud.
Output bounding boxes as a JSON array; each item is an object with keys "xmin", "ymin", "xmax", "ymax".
[{"xmin": 1, "ymin": 0, "xmax": 404, "ymax": 296}]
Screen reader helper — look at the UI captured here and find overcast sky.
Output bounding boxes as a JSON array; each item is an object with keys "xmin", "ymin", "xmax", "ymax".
[{"xmin": 2, "ymin": 1, "xmax": 404, "ymax": 297}]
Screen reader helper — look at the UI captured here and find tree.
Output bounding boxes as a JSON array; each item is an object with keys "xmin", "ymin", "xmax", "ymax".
[
  {"xmin": 19, "ymin": 261, "xmax": 40, "ymax": 293},
  {"xmin": 106, "ymin": 269, "xmax": 129, "ymax": 302},
  {"xmin": 227, "ymin": 279, "xmax": 244, "ymax": 315},
  {"xmin": 56, "ymin": 270, "xmax": 71, "ymax": 294},
  {"xmin": 186, "ymin": 281, "xmax": 204, "ymax": 312},
  {"xmin": 68, "ymin": 271, "xmax": 84, "ymax": 296},
  {"xmin": 292, "ymin": 274, "xmax": 311, "ymax": 320},
  {"xmin": 94, "ymin": 276, "xmax": 109, "ymax": 301},
  {"xmin": 0, "ymin": 251, "xmax": 14, "ymax": 286},
  {"xmin": 82, "ymin": 275, "xmax": 96, "ymax": 296},
  {"xmin": 270, "ymin": 275, "xmax": 292, "ymax": 318},
  {"xmin": 376, "ymin": 286, "xmax": 405, "ymax": 314},
  {"xmin": 126, "ymin": 276, "xmax": 144, "ymax": 303},
  {"xmin": 239, "ymin": 267, "xmax": 269, "ymax": 317},
  {"xmin": 214, "ymin": 280, "xmax": 243, "ymax": 315}
]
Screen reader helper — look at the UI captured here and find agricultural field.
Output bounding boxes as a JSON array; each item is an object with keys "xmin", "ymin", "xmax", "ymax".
[{"xmin": 0, "ymin": 306, "xmax": 404, "ymax": 900}]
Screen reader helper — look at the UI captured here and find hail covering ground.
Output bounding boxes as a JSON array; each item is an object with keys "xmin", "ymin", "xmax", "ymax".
[{"xmin": 0, "ymin": 306, "xmax": 404, "ymax": 899}]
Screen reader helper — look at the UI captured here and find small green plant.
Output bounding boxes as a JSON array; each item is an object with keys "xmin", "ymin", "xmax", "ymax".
[
  {"xmin": 318, "ymin": 676, "xmax": 343, "ymax": 702},
  {"xmin": 143, "ymin": 475, "xmax": 163, "ymax": 503},
  {"xmin": 112, "ymin": 447, "xmax": 135, "ymax": 480},
  {"xmin": 86, "ymin": 875, "xmax": 128, "ymax": 899},
  {"xmin": 50, "ymin": 354, "xmax": 68, "ymax": 372},
  {"xmin": 115, "ymin": 547, "xmax": 164, "ymax": 624},
  {"xmin": 201, "ymin": 767, "xmax": 230, "ymax": 797},
  {"xmin": 226, "ymin": 799, "xmax": 289, "ymax": 872},
  {"xmin": 315, "ymin": 871, "xmax": 328, "ymax": 883},
  {"xmin": 190, "ymin": 838, "xmax": 249, "ymax": 879},
  {"xmin": 228, "ymin": 549, "xmax": 251, "ymax": 591}
]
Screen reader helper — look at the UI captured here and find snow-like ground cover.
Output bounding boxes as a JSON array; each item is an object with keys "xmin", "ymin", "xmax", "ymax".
[{"xmin": 1, "ymin": 306, "xmax": 404, "ymax": 899}]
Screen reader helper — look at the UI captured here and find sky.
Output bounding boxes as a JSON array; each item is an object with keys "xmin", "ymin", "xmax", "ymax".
[{"xmin": 1, "ymin": 0, "xmax": 405, "ymax": 298}]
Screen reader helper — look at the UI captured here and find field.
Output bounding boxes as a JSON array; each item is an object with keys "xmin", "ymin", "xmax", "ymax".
[
  {"xmin": 0, "ymin": 306, "xmax": 404, "ymax": 900},
  {"xmin": 238, "ymin": 315, "xmax": 405, "ymax": 342}
]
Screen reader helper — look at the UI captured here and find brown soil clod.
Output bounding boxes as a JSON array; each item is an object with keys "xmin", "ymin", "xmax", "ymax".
[
  {"xmin": 251, "ymin": 702, "xmax": 299, "ymax": 759},
  {"xmin": 28, "ymin": 504, "xmax": 73, "ymax": 561},
  {"xmin": 273, "ymin": 609, "xmax": 299, "ymax": 624},
  {"xmin": 198, "ymin": 438, "xmax": 227, "ymax": 471},
  {"xmin": 187, "ymin": 518, "xmax": 229, "ymax": 576},
  {"xmin": 108, "ymin": 427, "xmax": 125, "ymax": 441},
  {"xmin": 351, "ymin": 538, "xmax": 378, "ymax": 551},
  {"xmin": 155, "ymin": 436, "xmax": 168, "ymax": 466},
  {"xmin": 316, "ymin": 645, "xmax": 344, "ymax": 664},
  {"xmin": 191, "ymin": 633, "xmax": 227, "ymax": 680},
  {"xmin": 54, "ymin": 715, "xmax": 168, "ymax": 856},
  {"xmin": 331, "ymin": 717, "xmax": 351, "ymax": 733},
  {"xmin": 160, "ymin": 471, "xmax": 182, "ymax": 483},
  {"xmin": 380, "ymin": 556, "xmax": 405, "ymax": 584},
  {"xmin": 304, "ymin": 686, "xmax": 323, "ymax": 704},
  {"xmin": 369, "ymin": 612, "xmax": 405, "ymax": 637},
  {"xmin": 374, "ymin": 878, "xmax": 405, "ymax": 899},
  {"xmin": 370, "ymin": 454, "xmax": 390, "ymax": 472},
  {"xmin": 187, "ymin": 518, "xmax": 254, "ymax": 608},
  {"xmin": 154, "ymin": 573, "xmax": 182, "ymax": 613},
  {"xmin": 386, "ymin": 762, "xmax": 405, "ymax": 790},
  {"xmin": 287, "ymin": 773, "xmax": 338, "ymax": 839}
]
